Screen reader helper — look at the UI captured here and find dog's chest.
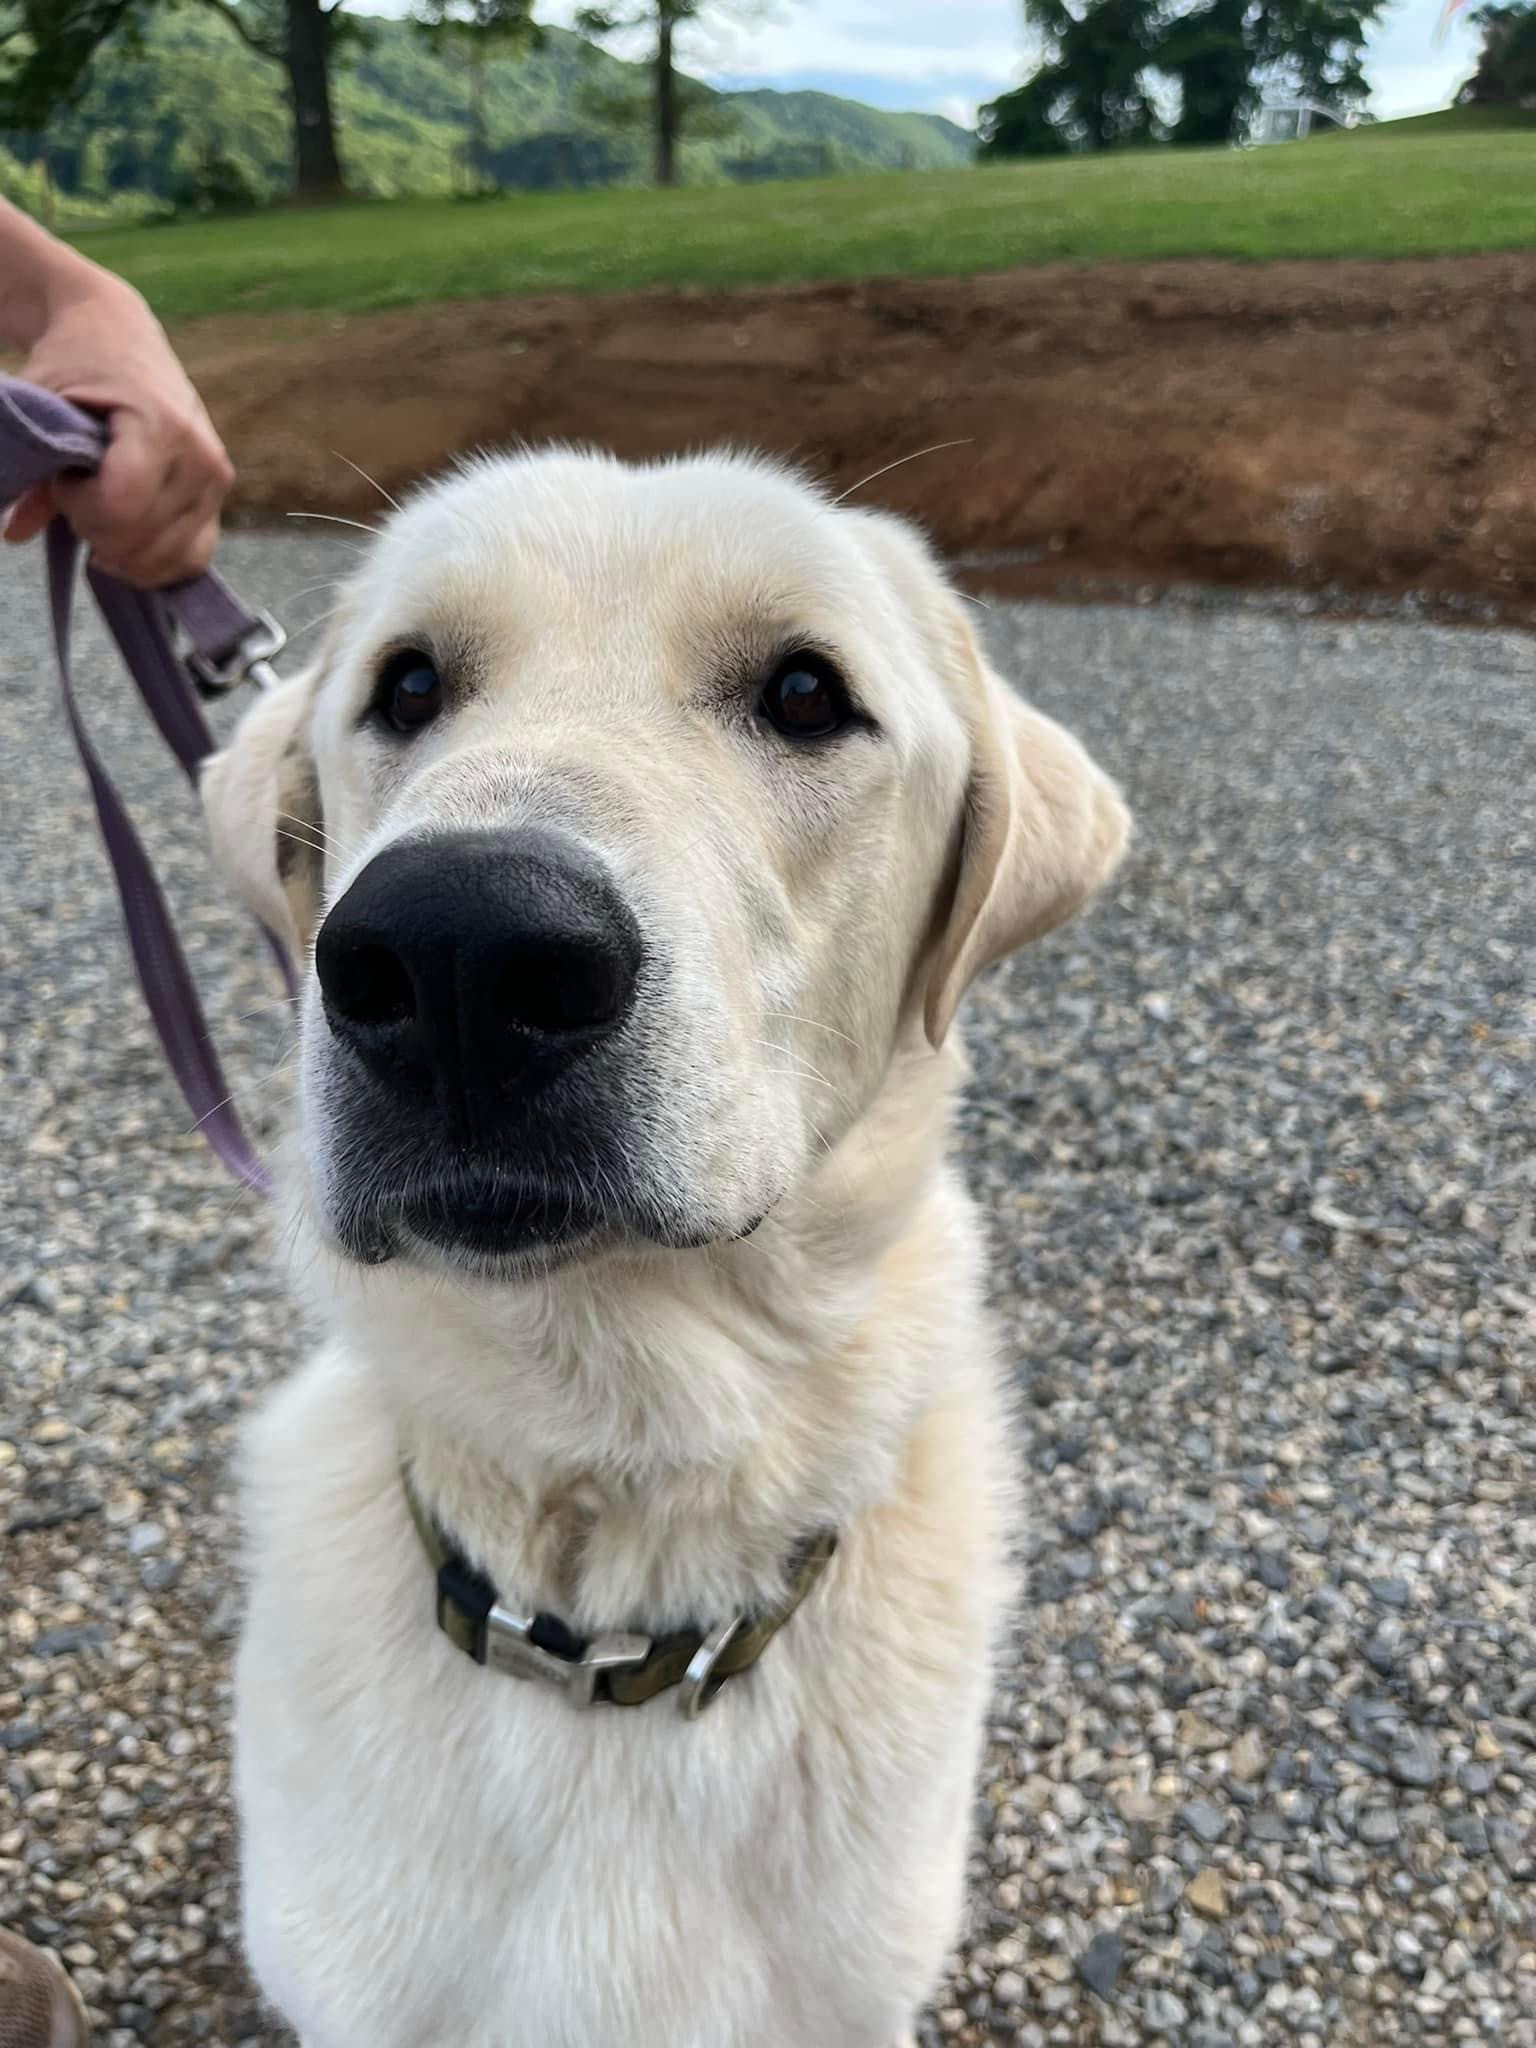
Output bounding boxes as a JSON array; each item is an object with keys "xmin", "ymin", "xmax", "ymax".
[
  {"xmin": 240, "ymin": 1560, "xmax": 962, "ymax": 2048},
  {"xmin": 235, "ymin": 1347, "xmax": 1002, "ymax": 2048}
]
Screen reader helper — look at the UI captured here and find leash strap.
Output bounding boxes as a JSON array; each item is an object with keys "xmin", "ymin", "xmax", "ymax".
[{"xmin": 1, "ymin": 374, "xmax": 287, "ymax": 1194}]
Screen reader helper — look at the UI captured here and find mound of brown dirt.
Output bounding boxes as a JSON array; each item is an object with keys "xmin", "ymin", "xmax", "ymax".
[{"xmin": 178, "ymin": 252, "xmax": 1536, "ymax": 613}]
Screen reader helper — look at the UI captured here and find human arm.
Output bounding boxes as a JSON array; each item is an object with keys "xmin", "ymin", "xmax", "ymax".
[{"xmin": 0, "ymin": 198, "xmax": 233, "ymax": 586}]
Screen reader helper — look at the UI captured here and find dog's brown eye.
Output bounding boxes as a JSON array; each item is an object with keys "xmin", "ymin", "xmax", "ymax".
[
  {"xmin": 758, "ymin": 656, "xmax": 852, "ymax": 740},
  {"xmin": 374, "ymin": 652, "xmax": 443, "ymax": 736}
]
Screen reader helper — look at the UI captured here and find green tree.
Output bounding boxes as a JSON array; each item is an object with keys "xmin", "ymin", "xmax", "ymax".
[
  {"xmin": 1160, "ymin": 0, "xmax": 1382, "ymax": 144},
  {"xmin": 0, "ymin": 0, "xmax": 355, "ymax": 199},
  {"xmin": 979, "ymin": 0, "xmax": 1160, "ymax": 155},
  {"xmin": 1157, "ymin": 0, "xmax": 1249, "ymax": 141},
  {"xmin": 194, "ymin": 0, "xmax": 353, "ymax": 198},
  {"xmin": 0, "ymin": 1, "xmax": 148, "ymax": 129},
  {"xmin": 1458, "ymin": 0, "xmax": 1536, "ymax": 102},
  {"xmin": 414, "ymin": 0, "xmax": 539, "ymax": 191},
  {"xmin": 577, "ymin": 1, "xmax": 748, "ymax": 185},
  {"xmin": 978, "ymin": 73, "xmax": 1071, "ymax": 153},
  {"xmin": 981, "ymin": 0, "xmax": 1383, "ymax": 156}
]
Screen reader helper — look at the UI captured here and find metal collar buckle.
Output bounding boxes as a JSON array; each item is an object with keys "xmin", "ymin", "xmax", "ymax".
[
  {"xmin": 482, "ymin": 1605, "xmax": 651, "ymax": 1709},
  {"xmin": 677, "ymin": 1616, "xmax": 742, "ymax": 1721},
  {"xmin": 185, "ymin": 610, "xmax": 287, "ymax": 698}
]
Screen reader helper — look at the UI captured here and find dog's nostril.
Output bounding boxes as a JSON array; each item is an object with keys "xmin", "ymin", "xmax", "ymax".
[
  {"xmin": 313, "ymin": 831, "xmax": 643, "ymax": 1118},
  {"xmin": 327, "ymin": 943, "xmax": 416, "ymax": 1030},
  {"xmin": 500, "ymin": 939, "xmax": 632, "ymax": 1036}
]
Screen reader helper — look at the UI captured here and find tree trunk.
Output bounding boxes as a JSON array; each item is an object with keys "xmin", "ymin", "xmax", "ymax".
[
  {"xmin": 655, "ymin": 11, "xmax": 676, "ymax": 187},
  {"xmin": 470, "ymin": 37, "xmax": 487, "ymax": 191},
  {"xmin": 1171, "ymin": 55, "xmax": 1249, "ymax": 145},
  {"xmin": 287, "ymin": 0, "xmax": 347, "ymax": 200}
]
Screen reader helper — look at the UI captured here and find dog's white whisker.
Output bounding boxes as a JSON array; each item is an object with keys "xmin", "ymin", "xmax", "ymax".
[
  {"xmin": 757, "ymin": 1042, "xmax": 856, "ymax": 1111},
  {"xmin": 229, "ymin": 1001, "xmax": 303, "ymax": 1032},
  {"xmin": 329, "ymin": 449, "xmax": 404, "ymax": 513},
  {"xmin": 286, "ymin": 511, "xmax": 387, "ymax": 539},
  {"xmin": 762, "ymin": 1010, "xmax": 862, "ymax": 1051},
  {"xmin": 274, "ymin": 811, "xmax": 369, "ymax": 869},
  {"xmin": 284, "ymin": 574, "xmax": 347, "ymax": 605},
  {"xmin": 184, "ymin": 1063, "xmax": 284, "ymax": 1139},
  {"xmin": 275, "ymin": 825, "xmax": 331, "ymax": 864},
  {"xmin": 286, "ymin": 602, "xmax": 348, "ymax": 647},
  {"xmin": 212, "ymin": 1169, "xmax": 265, "ymax": 1231},
  {"xmin": 831, "ymin": 438, "xmax": 974, "ymax": 506},
  {"xmin": 274, "ymin": 813, "xmax": 341, "ymax": 858}
]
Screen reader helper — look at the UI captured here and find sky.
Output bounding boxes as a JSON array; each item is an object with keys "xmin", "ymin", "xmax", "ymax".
[{"xmin": 360, "ymin": 0, "xmax": 1486, "ymax": 127}]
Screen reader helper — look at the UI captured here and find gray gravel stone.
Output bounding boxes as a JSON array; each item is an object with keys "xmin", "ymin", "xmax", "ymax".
[
  {"xmin": 4, "ymin": 539, "xmax": 1535, "ymax": 2048},
  {"xmin": 1180, "ymin": 1799, "xmax": 1229, "ymax": 1844},
  {"xmin": 1387, "ymin": 1734, "xmax": 1443, "ymax": 1790},
  {"xmin": 1075, "ymin": 1930, "xmax": 1125, "ymax": 2000},
  {"xmin": 1145, "ymin": 1989, "xmax": 1190, "ymax": 2033}
]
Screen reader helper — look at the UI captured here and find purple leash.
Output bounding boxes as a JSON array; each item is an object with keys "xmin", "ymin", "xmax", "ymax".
[{"xmin": 1, "ymin": 374, "xmax": 289, "ymax": 1195}]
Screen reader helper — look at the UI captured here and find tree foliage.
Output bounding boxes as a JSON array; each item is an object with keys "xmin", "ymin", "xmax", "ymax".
[
  {"xmin": 1168, "ymin": 0, "xmax": 1380, "ymax": 143},
  {"xmin": 0, "ymin": 6, "xmax": 970, "ymax": 217},
  {"xmin": 0, "ymin": 0, "xmax": 357, "ymax": 196},
  {"xmin": 980, "ymin": 0, "xmax": 1160, "ymax": 153},
  {"xmin": 1458, "ymin": 1, "xmax": 1536, "ymax": 103},
  {"xmin": 414, "ymin": 0, "xmax": 540, "ymax": 190},
  {"xmin": 0, "ymin": 0, "xmax": 151, "ymax": 130},
  {"xmin": 981, "ymin": 0, "xmax": 1383, "ymax": 156},
  {"xmin": 577, "ymin": 2, "xmax": 752, "ymax": 184}
]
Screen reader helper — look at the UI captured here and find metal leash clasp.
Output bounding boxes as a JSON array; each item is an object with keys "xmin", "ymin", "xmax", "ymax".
[
  {"xmin": 185, "ymin": 610, "xmax": 287, "ymax": 698},
  {"xmin": 678, "ymin": 1617, "xmax": 742, "ymax": 1721},
  {"xmin": 482, "ymin": 1606, "xmax": 651, "ymax": 1709}
]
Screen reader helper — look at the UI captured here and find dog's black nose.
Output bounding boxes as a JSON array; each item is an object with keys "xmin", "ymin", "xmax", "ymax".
[{"xmin": 315, "ymin": 828, "xmax": 642, "ymax": 1136}]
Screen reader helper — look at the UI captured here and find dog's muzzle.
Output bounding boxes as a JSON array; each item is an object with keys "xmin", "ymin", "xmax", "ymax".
[{"xmin": 310, "ymin": 825, "xmax": 652, "ymax": 1262}]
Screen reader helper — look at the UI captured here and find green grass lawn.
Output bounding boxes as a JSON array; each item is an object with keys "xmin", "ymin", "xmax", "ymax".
[
  {"xmin": 74, "ymin": 117, "xmax": 1536, "ymax": 323},
  {"xmin": 1334, "ymin": 102, "xmax": 1536, "ymax": 137}
]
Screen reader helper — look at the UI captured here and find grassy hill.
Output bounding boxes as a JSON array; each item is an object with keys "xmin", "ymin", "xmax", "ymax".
[
  {"xmin": 1330, "ymin": 102, "xmax": 1536, "ymax": 137},
  {"xmin": 66, "ymin": 117, "xmax": 1536, "ymax": 324},
  {"xmin": 0, "ymin": 8, "xmax": 972, "ymax": 220}
]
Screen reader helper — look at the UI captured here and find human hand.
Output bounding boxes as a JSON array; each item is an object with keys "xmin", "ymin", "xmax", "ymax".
[{"xmin": 4, "ymin": 270, "xmax": 234, "ymax": 588}]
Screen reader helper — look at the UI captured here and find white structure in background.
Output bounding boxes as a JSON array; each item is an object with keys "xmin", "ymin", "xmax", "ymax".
[{"xmin": 1246, "ymin": 99, "xmax": 1365, "ymax": 143}]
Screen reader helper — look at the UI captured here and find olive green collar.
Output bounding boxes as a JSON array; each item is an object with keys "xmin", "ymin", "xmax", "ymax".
[{"xmin": 402, "ymin": 1462, "xmax": 837, "ymax": 1718}]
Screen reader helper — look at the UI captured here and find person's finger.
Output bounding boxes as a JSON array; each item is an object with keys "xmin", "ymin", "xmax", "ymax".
[
  {"xmin": 2, "ymin": 484, "xmax": 55, "ymax": 546},
  {"xmin": 63, "ymin": 416, "xmax": 233, "ymax": 583},
  {"xmin": 51, "ymin": 410, "xmax": 165, "ymax": 564},
  {"xmin": 98, "ymin": 491, "xmax": 223, "ymax": 590}
]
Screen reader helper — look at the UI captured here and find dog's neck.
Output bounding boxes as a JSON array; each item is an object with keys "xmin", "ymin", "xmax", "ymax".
[{"xmin": 315, "ymin": 1042, "xmax": 970, "ymax": 1633}]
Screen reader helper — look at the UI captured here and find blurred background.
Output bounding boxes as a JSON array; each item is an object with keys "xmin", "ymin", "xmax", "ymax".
[{"xmin": 0, "ymin": 0, "xmax": 1529, "ymax": 616}]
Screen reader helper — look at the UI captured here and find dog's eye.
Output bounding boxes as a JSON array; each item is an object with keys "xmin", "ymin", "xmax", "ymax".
[
  {"xmin": 373, "ymin": 652, "xmax": 443, "ymax": 736},
  {"xmin": 757, "ymin": 655, "xmax": 853, "ymax": 740}
]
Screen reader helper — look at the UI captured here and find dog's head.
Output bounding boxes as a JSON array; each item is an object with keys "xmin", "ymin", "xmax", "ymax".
[{"xmin": 204, "ymin": 452, "xmax": 1127, "ymax": 1278}]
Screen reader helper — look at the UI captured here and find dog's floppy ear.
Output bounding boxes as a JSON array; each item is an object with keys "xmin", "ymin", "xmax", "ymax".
[
  {"xmin": 201, "ymin": 670, "xmax": 325, "ymax": 964},
  {"xmin": 924, "ymin": 609, "xmax": 1130, "ymax": 1047}
]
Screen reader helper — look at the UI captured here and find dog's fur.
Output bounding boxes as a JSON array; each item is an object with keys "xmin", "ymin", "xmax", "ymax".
[{"xmin": 203, "ymin": 451, "xmax": 1128, "ymax": 2048}]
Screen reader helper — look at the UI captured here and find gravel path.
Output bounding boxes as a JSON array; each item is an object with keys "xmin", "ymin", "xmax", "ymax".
[{"xmin": 1, "ymin": 534, "xmax": 1533, "ymax": 2048}]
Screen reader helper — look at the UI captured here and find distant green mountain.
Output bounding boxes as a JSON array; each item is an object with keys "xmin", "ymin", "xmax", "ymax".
[
  {"xmin": 714, "ymin": 89, "xmax": 973, "ymax": 179},
  {"xmin": 0, "ymin": 9, "xmax": 973, "ymax": 219}
]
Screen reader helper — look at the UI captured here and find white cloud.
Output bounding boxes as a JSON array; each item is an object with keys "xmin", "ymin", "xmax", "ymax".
[
  {"xmin": 353, "ymin": 0, "xmax": 1484, "ymax": 122},
  {"xmin": 693, "ymin": 1, "xmax": 1022, "ymax": 87},
  {"xmin": 935, "ymin": 90, "xmax": 983, "ymax": 125},
  {"xmin": 1363, "ymin": 8, "xmax": 1480, "ymax": 118}
]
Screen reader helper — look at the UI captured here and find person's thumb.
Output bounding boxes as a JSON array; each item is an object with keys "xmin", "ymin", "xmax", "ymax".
[{"xmin": 2, "ymin": 484, "xmax": 54, "ymax": 546}]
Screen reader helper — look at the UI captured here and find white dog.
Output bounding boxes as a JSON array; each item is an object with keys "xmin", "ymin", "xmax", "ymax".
[{"xmin": 202, "ymin": 450, "xmax": 1128, "ymax": 2048}]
